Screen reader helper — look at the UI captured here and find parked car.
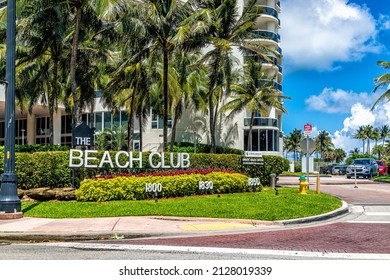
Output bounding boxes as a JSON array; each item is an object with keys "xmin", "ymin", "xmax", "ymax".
[
  {"xmin": 332, "ymin": 166, "xmax": 347, "ymax": 175},
  {"xmin": 320, "ymin": 165, "xmax": 334, "ymax": 174},
  {"xmin": 376, "ymin": 160, "xmax": 388, "ymax": 176},
  {"xmin": 346, "ymin": 158, "xmax": 379, "ymax": 179}
]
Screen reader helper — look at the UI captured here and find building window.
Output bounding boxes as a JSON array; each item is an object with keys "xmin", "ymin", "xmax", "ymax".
[
  {"xmin": 36, "ymin": 116, "xmax": 50, "ymax": 145},
  {"xmin": 15, "ymin": 119, "xmax": 27, "ymax": 145},
  {"xmin": 151, "ymin": 110, "xmax": 172, "ymax": 129},
  {"xmin": 244, "ymin": 128, "xmax": 279, "ymax": 152},
  {"xmin": 95, "ymin": 112, "xmax": 103, "ymax": 131}
]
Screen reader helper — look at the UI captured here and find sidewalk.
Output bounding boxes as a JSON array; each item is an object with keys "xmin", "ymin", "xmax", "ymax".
[{"xmin": 0, "ymin": 201, "xmax": 349, "ymax": 242}]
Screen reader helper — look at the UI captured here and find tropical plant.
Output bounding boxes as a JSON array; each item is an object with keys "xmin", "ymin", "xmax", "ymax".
[
  {"xmin": 221, "ymin": 60, "xmax": 289, "ymax": 151},
  {"xmin": 286, "ymin": 129, "xmax": 303, "ymax": 163},
  {"xmin": 353, "ymin": 126, "xmax": 367, "ymax": 154},
  {"xmin": 314, "ymin": 130, "xmax": 334, "ymax": 159},
  {"xmin": 372, "ymin": 61, "xmax": 390, "ymax": 110},
  {"xmin": 183, "ymin": 0, "xmax": 266, "ymax": 153}
]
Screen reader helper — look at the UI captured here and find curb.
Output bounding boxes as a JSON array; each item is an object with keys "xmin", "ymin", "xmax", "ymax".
[{"xmin": 278, "ymin": 201, "xmax": 349, "ymax": 225}]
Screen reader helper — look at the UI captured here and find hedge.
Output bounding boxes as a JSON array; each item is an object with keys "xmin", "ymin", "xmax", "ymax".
[
  {"xmin": 76, "ymin": 172, "xmax": 250, "ymax": 202},
  {"xmin": 0, "ymin": 150, "xmax": 285, "ymax": 189}
]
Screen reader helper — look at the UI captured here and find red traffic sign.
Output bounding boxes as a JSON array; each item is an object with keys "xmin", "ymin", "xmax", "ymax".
[{"xmin": 304, "ymin": 123, "xmax": 312, "ymax": 136}]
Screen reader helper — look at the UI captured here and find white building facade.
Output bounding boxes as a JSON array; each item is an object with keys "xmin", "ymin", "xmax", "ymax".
[{"xmin": 0, "ymin": 0, "xmax": 283, "ymax": 155}]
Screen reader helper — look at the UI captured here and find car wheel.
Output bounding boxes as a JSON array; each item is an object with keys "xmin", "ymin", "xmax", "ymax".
[{"xmin": 346, "ymin": 176, "xmax": 351, "ymax": 179}]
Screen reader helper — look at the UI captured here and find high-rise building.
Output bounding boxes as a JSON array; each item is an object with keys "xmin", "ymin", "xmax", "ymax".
[{"xmin": 0, "ymin": 0, "xmax": 283, "ymax": 155}]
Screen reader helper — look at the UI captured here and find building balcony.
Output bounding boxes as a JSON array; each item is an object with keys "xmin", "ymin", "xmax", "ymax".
[
  {"xmin": 258, "ymin": 6, "xmax": 280, "ymax": 25},
  {"xmin": 244, "ymin": 117, "xmax": 278, "ymax": 128},
  {"xmin": 243, "ymin": 55, "xmax": 282, "ymax": 74},
  {"xmin": 252, "ymin": 30, "xmax": 280, "ymax": 43}
]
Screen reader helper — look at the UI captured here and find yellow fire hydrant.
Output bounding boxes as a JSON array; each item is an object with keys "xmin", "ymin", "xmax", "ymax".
[{"xmin": 299, "ymin": 175, "xmax": 309, "ymax": 195}]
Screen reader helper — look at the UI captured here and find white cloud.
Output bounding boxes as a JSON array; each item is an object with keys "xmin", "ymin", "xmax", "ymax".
[
  {"xmin": 378, "ymin": 14, "xmax": 390, "ymax": 31},
  {"xmin": 331, "ymin": 100, "xmax": 390, "ymax": 153},
  {"xmin": 305, "ymin": 88, "xmax": 373, "ymax": 113},
  {"xmin": 280, "ymin": 0, "xmax": 381, "ymax": 71}
]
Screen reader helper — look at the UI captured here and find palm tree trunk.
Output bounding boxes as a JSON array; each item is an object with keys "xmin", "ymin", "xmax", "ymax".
[
  {"xmin": 208, "ymin": 56, "xmax": 221, "ymax": 154},
  {"xmin": 127, "ymin": 93, "xmax": 135, "ymax": 151},
  {"xmin": 247, "ymin": 111, "xmax": 255, "ymax": 151},
  {"xmin": 71, "ymin": 3, "xmax": 83, "ymax": 125},
  {"xmin": 48, "ymin": 59, "xmax": 58, "ymax": 146},
  {"xmin": 138, "ymin": 114, "xmax": 143, "ymax": 151},
  {"xmin": 170, "ymin": 99, "xmax": 182, "ymax": 152},
  {"xmin": 163, "ymin": 50, "xmax": 169, "ymax": 152}
]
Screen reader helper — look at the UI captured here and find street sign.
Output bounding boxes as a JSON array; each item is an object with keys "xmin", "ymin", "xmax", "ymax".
[
  {"xmin": 304, "ymin": 123, "xmax": 312, "ymax": 136},
  {"xmin": 300, "ymin": 138, "xmax": 316, "ymax": 154}
]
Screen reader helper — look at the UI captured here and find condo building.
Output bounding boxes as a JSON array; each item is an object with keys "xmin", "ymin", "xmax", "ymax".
[{"xmin": 0, "ymin": 0, "xmax": 283, "ymax": 155}]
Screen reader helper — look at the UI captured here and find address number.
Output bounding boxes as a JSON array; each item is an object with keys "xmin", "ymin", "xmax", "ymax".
[
  {"xmin": 248, "ymin": 177, "xmax": 260, "ymax": 187},
  {"xmin": 145, "ymin": 183, "xmax": 162, "ymax": 192},
  {"xmin": 199, "ymin": 181, "xmax": 213, "ymax": 190}
]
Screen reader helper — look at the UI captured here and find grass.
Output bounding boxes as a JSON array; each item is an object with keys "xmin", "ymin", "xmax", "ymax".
[
  {"xmin": 21, "ymin": 187, "xmax": 342, "ymax": 221},
  {"xmin": 373, "ymin": 175, "xmax": 390, "ymax": 182}
]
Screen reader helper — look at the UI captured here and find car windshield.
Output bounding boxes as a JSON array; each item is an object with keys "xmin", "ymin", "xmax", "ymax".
[
  {"xmin": 354, "ymin": 159, "xmax": 369, "ymax": 165},
  {"xmin": 377, "ymin": 161, "xmax": 384, "ymax": 166}
]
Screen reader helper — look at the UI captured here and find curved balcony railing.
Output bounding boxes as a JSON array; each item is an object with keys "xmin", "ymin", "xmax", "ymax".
[
  {"xmin": 243, "ymin": 55, "xmax": 282, "ymax": 73},
  {"xmin": 244, "ymin": 117, "xmax": 278, "ymax": 127},
  {"xmin": 258, "ymin": 6, "xmax": 280, "ymax": 25},
  {"xmin": 252, "ymin": 30, "xmax": 280, "ymax": 42}
]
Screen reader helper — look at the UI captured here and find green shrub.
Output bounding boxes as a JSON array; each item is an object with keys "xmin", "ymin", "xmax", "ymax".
[
  {"xmin": 76, "ymin": 171, "xmax": 250, "ymax": 202},
  {"xmin": 0, "ymin": 149, "xmax": 285, "ymax": 190}
]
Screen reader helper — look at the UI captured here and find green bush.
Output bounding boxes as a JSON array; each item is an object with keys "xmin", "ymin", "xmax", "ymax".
[
  {"xmin": 76, "ymin": 171, "xmax": 250, "ymax": 202},
  {"xmin": 0, "ymin": 149, "xmax": 285, "ymax": 190}
]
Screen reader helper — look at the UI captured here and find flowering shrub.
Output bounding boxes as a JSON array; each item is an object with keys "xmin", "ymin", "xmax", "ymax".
[{"xmin": 76, "ymin": 172, "xmax": 251, "ymax": 202}]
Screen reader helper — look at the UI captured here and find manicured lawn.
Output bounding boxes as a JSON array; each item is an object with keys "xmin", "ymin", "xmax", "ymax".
[
  {"xmin": 373, "ymin": 175, "xmax": 390, "ymax": 182},
  {"xmin": 22, "ymin": 187, "xmax": 342, "ymax": 221}
]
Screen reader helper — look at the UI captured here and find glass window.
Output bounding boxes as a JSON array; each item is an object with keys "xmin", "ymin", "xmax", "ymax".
[
  {"xmin": 104, "ymin": 111, "xmax": 111, "ymax": 130},
  {"xmin": 113, "ymin": 112, "xmax": 120, "ymax": 128},
  {"xmin": 95, "ymin": 112, "xmax": 102, "ymax": 131},
  {"xmin": 61, "ymin": 115, "xmax": 72, "ymax": 134},
  {"xmin": 121, "ymin": 111, "xmax": 128, "ymax": 128},
  {"xmin": 151, "ymin": 110, "xmax": 172, "ymax": 129}
]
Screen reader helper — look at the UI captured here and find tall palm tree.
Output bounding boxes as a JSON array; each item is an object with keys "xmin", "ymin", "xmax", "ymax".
[
  {"xmin": 314, "ymin": 130, "xmax": 334, "ymax": 159},
  {"xmin": 288, "ymin": 129, "xmax": 303, "ymax": 163},
  {"xmin": 333, "ymin": 148, "xmax": 346, "ymax": 163},
  {"xmin": 123, "ymin": 0, "xmax": 195, "ymax": 152},
  {"xmin": 364, "ymin": 124, "xmax": 374, "ymax": 154},
  {"xmin": 169, "ymin": 50, "xmax": 207, "ymax": 151},
  {"xmin": 184, "ymin": 0, "xmax": 266, "ymax": 153},
  {"xmin": 16, "ymin": 0, "xmax": 68, "ymax": 145},
  {"xmin": 372, "ymin": 61, "xmax": 390, "ymax": 110},
  {"xmin": 68, "ymin": 0, "xmax": 124, "ymax": 125},
  {"xmin": 221, "ymin": 60, "xmax": 289, "ymax": 151},
  {"xmin": 379, "ymin": 124, "xmax": 390, "ymax": 147},
  {"xmin": 353, "ymin": 126, "xmax": 367, "ymax": 154}
]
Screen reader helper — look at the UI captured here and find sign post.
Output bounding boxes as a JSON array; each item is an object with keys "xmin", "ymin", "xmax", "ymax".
[{"xmin": 303, "ymin": 124, "xmax": 312, "ymax": 184}]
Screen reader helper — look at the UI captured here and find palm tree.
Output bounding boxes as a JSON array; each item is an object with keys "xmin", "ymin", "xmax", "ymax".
[
  {"xmin": 353, "ymin": 126, "xmax": 367, "ymax": 154},
  {"xmin": 184, "ymin": 0, "xmax": 266, "ymax": 153},
  {"xmin": 333, "ymin": 148, "xmax": 346, "ymax": 163},
  {"xmin": 17, "ymin": 0, "xmax": 68, "ymax": 145},
  {"xmin": 372, "ymin": 61, "xmax": 390, "ymax": 110},
  {"xmin": 379, "ymin": 124, "xmax": 390, "ymax": 147},
  {"xmin": 123, "ymin": 0, "xmax": 195, "ymax": 152},
  {"xmin": 314, "ymin": 130, "xmax": 334, "ymax": 159},
  {"xmin": 288, "ymin": 129, "xmax": 303, "ymax": 163},
  {"xmin": 221, "ymin": 60, "xmax": 289, "ymax": 151},
  {"xmin": 68, "ymin": 0, "xmax": 124, "ymax": 125},
  {"xmin": 169, "ymin": 50, "xmax": 207, "ymax": 152},
  {"xmin": 349, "ymin": 147, "xmax": 360, "ymax": 157},
  {"xmin": 364, "ymin": 124, "xmax": 374, "ymax": 154}
]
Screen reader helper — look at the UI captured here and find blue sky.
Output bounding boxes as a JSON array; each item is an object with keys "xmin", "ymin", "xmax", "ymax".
[{"xmin": 279, "ymin": 0, "xmax": 390, "ymax": 153}]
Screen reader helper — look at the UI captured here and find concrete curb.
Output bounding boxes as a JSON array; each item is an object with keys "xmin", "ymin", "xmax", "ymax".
[{"xmin": 277, "ymin": 201, "xmax": 349, "ymax": 225}]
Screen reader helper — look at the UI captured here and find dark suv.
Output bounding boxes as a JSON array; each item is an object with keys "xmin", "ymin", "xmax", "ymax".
[{"xmin": 346, "ymin": 158, "xmax": 379, "ymax": 179}]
